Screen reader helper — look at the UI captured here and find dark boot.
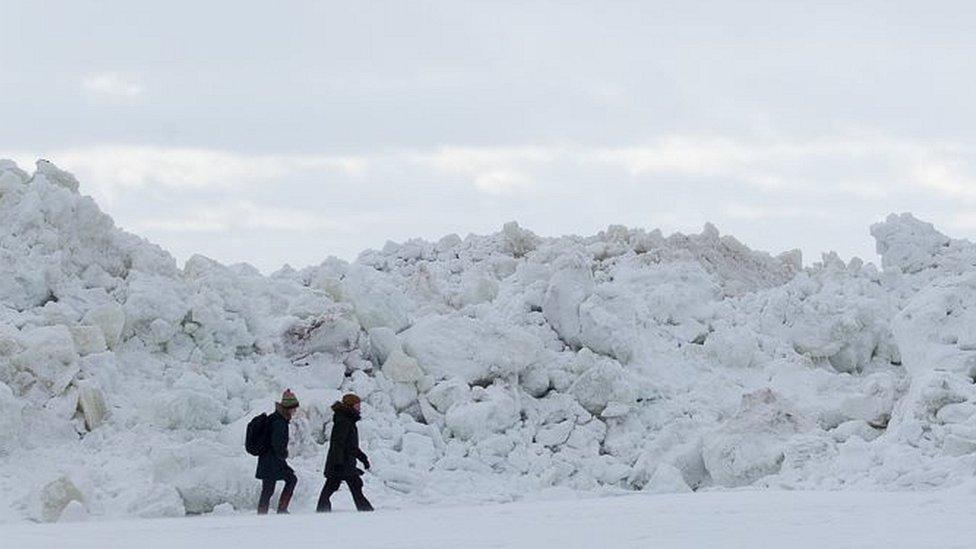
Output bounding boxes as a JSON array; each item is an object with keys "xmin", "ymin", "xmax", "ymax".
[
  {"xmin": 257, "ymin": 479, "xmax": 275, "ymax": 515},
  {"xmin": 277, "ymin": 493, "xmax": 292, "ymax": 514},
  {"xmin": 348, "ymin": 476, "xmax": 374, "ymax": 512},
  {"xmin": 317, "ymin": 477, "xmax": 341, "ymax": 513}
]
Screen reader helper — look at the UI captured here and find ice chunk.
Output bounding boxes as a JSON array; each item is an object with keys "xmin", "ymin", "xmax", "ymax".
[
  {"xmin": 501, "ymin": 221, "xmax": 540, "ymax": 257},
  {"xmin": 0, "ymin": 381, "xmax": 22, "ymax": 455},
  {"xmin": 445, "ymin": 386, "xmax": 519, "ymax": 440},
  {"xmin": 400, "ymin": 431, "xmax": 438, "ymax": 469},
  {"xmin": 704, "ymin": 326, "xmax": 759, "ymax": 369},
  {"xmin": 0, "ymin": 251, "xmax": 49, "ymax": 311},
  {"xmin": 173, "ymin": 458, "xmax": 257, "ymax": 514},
  {"xmin": 871, "ymin": 213, "xmax": 952, "ymax": 274},
  {"xmin": 391, "ymin": 381, "xmax": 419, "ymax": 411},
  {"xmin": 34, "ymin": 159, "xmax": 80, "ymax": 193},
  {"xmin": 152, "ymin": 388, "xmax": 226, "ymax": 430},
  {"xmin": 126, "ymin": 484, "xmax": 186, "ymax": 518},
  {"xmin": 82, "ymin": 303, "xmax": 125, "ymax": 349},
  {"xmin": 38, "ymin": 475, "xmax": 85, "ymax": 523},
  {"xmin": 343, "ymin": 264, "xmax": 411, "ymax": 332},
  {"xmin": 0, "ymin": 158, "xmax": 29, "ymax": 189},
  {"xmin": 282, "ymin": 307, "xmax": 360, "ymax": 358},
  {"xmin": 702, "ymin": 389, "xmax": 808, "ymax": 487},
  {"xmin": 383, "ymin": 349, "xmax": 424, "ymax": 383},
  {"xmin": 76, "ymin": 380, "xmax": 107, "ymax": 431},
  {"xmin": 893, "ymin": 271, "xmax": 976, "ymax": 378},
  {"xmin": 542, "ymin": 262, "xmax": 593, "ymax": 346},
  {"xmin": 459, "ymin": 268, "xmax": 500, "ymax": 306},
  {"xmin": 368, "ymin": 326, "xmax": 400, "ymax": 365},
  {"xmin": 644, "ymin": 464, "xmax": 693, "ymax": 494},
  {"xmin": 402, "ymin": 315, "xmax": 541, "ymax": 384},
  {"xmin": 12, "ymin": 325, "xmax": 79, "ymax": 394},
  {"xmin": 0, "ymin": 322, "xmax": 22, "ymax": 356},
  {"xmin": 535, "ymin": 420, "xmax": 574, "ymax": 447},
  {"xmin": 568, "ymin": 350, "xmax": 636, "ymax": 415},
  {"xmin": 425, "ymin": 378, "xmax": 470, "ymax": 414},
  {"xmin": 70, "ymin": 325, "xmax": 107, "ymax": 356},
  {"xmin": 58, "ymin": 500, "xmax": 88, "ymax": 522}
]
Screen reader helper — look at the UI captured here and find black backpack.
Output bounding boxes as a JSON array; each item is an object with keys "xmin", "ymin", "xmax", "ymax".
[{"xmin": 245, "ymin": 413, "xmax": 270, "ymax": 456}]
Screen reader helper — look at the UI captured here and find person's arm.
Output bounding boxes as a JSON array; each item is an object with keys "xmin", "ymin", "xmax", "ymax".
[
  {"xmin": 350, "ymin": 425, "xmax": 370, "ymax": 469},
  {"xmin": 330, "ymin": 419, "xmax": 352, "ymax": 470},
  {"xmin": 355, "ymin": 448, "xmax": 370, "ymax": 469}
]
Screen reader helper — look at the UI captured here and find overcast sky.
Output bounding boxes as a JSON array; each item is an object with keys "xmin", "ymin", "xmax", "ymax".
[{"xmin": 4, "ymin": 1, "xmax": 976, "ymax": 272}]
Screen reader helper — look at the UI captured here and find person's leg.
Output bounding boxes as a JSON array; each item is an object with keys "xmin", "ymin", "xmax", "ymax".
[
  {"xmin": 277, "ymin": 471, "xmax": 297, "ymax": 514},
  {"xmin": 346, "ymin": 476, "xmax": 374, "ymax": 512},
  {"xmin": 316, "ymin": 477, "xmax": 342, "ymax": 512},
  {"xmin": 257, "ymin": 480, "xmax": 276, "ymax": 515}
]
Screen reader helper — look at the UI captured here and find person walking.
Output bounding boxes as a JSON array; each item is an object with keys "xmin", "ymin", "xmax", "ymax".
[
  {"xmin": 316, "ymin": 393, "xmax": 374, "ymax": 512},
  {"xmin": 256, "ymin": 389, "xmax": 300, "ymax": 514}
]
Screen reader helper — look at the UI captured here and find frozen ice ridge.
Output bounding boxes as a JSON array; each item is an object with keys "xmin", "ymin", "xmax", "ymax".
[{"xmin": 2, "ymin": 159, "xmax": 976, "ymax": 522}]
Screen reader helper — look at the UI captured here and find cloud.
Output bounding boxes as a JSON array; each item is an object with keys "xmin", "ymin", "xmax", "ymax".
[
  {"xmin": 408, "ymin": 146, "xmax": 556, "ymax": 195},
  {"xmin": 5, "ymin": 134, "xmax": 975, "ymax": 203},
  {"xmin": 133, "ymin": 201, "xmax": 354, "ymax": 233},
  {"xmin": 81, "ymin": 73, "xmax": 144, "ymax": 98},
  {"xmin": 910, "ymin": 159, "xmax": 976, "ymax": 201},
  {"xmin": 723, "ymin": 203, "xmax": 833, "ymax": 221},
  {"xmin": 473, "ymin": 170, "xmax": 534, "ymax": 194},
  {"xmin": 0, "ymin": 146, "xmax": 366, "ymax": 205},
  {"xmin": 585, "ymin": 135, "xmax": 963, "ymax": 188}
]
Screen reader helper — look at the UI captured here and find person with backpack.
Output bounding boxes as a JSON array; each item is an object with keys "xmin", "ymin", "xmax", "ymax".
[
  {"xmin": 316, "ymin": 393, "xmax": 374, "ymax": 512},
  {"xmin": 250, "ymin": 389, "xmax": 300, "ymax": 514}
]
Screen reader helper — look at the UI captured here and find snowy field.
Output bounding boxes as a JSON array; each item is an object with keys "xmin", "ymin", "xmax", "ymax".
[{"xmin": 5, "ymin": 490, "xmax": 974, "ymax": 549}]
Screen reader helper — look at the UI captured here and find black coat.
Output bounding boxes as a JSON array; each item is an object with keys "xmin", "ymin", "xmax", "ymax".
[
  {"xmin": 255, "ymin": 410, "xmax": 292, "ymax": 481},
  {"xmin": 324, "ymin": 402, "xmax": 368, "ymax": 479}
]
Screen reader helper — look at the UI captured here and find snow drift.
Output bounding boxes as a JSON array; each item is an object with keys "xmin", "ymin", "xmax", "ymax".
[{"xmin": 1, "ymin": 159, "xmax": 974, "ymax": 522}]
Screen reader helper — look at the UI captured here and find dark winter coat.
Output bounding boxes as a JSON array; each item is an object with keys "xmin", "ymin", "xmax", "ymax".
[
  {"xmin": 255, "ymin": 409, "xmax": 292, "ymax": 481},
  {"xmin": 324, "ymin": 402, "xmax": 368, "ymax": 479}
]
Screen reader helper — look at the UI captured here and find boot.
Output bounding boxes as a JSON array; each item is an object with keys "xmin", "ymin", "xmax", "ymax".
[
  {"xmin": 257, "ymin": 479, "xmax": 275, "ymax": 515},
  {"xmin": 316, "ymin": 495, "xmax": 331, "ymax": 513},
  {"xmin": 277, "ymin": 491, "xmax": 293, "ymax": 514}
]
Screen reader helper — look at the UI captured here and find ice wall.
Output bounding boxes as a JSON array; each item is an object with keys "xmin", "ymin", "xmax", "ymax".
[{"xmin": 2, "ymin": 159, "xmax": 975, "ymax": 522}]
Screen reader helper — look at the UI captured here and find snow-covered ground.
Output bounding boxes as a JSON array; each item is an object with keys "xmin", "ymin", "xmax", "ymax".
[
  {"xmin": 4, "ymin": 158, "xmax": 976, "ymax": 526},
  {"xmin": 7, "ymin": 490, "xmax": 975, "ymax": 549}
]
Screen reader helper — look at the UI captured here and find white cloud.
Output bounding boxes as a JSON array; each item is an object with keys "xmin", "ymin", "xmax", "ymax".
[
  {"xmin": 81, "ymin": 73, "xmax": 144, "ymax": 98},
  {"xmin": 473, "ymin": 170, "xmax": 533, "ymax": 194},
  {"xmin": 585, "ymin": 135, "xmax": 961, "ymax": 188},
  {"xmin": 723, "ymin": 203, "xmax": 832, "ymax": 221},
  {"xmin": 134, "ymin": 201, "xmax": 353, "ymax": 233},
  {"xmin": 408, "ymin": 146, "xmax": 556, "ymax": 195},
  {"xmin": 950, "ymin": 213, "xmax": 976, "ymax": 230},
  {"xmin": 5, "ymin": 134, "xmax": 974, "ymax": 202},
  {"xmin": 0, "ymin": 146, "xmax": 366, "ymax": 205},
  {"xmin": 910, "ymin": 159, "xmax": 976, "ymax": 201}
]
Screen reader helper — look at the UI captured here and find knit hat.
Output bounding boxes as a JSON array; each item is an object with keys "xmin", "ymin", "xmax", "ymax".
[
  {"xmin": 341, "ymin": 393, "xmax": 361, "ymax": 408},
  {"xmin": 280, "ymin": 389, "xmax": 300, "ymax": 409}
]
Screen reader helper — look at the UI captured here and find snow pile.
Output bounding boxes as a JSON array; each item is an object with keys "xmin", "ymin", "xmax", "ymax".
[{"xmin": 2, "ymin": 159, "xmax": 976, "ymax": 522}]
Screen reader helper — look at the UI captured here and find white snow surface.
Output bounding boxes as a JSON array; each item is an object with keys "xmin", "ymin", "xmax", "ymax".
[
  {"xmin": 2, "ymin": 159, "xmax": 976, "ymax": 523},
  {"xmin": 6, "ymin": 490, "xmax": 976, "ymax": 549}
]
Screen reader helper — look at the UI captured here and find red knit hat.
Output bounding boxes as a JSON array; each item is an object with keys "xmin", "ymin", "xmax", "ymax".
[
  {"xmin": 341, "ymin": 393, "xmax": 361, "ymax": 408},
  {"xmin": 280, "ymin": 389, "xmax": 300, "ymax": 409}
]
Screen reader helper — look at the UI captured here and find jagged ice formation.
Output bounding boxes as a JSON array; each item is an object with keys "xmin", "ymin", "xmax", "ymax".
[{"xmin": 1, "ymin": 159, "xmax": 975, "ymax": 522}]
